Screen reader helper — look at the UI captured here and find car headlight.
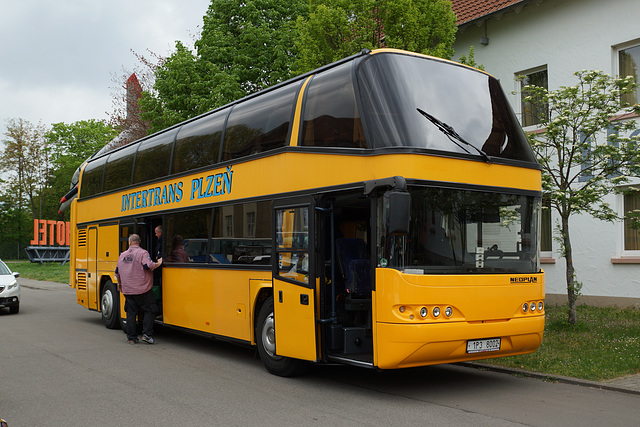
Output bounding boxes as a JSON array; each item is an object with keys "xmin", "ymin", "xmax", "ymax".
[{"xmin": 8, "ymin": 280, "xmax": 18, "ymax": 290}]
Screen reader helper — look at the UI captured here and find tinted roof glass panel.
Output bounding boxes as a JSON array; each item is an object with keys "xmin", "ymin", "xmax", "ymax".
[
  {"xmin": 173, "ymin": 110, "xmax": 227, "ymax": 174},
  {"xmin": 222, "ymin": 82, "xmax": 300, "ymax": 161},
  {"xmin": 103, "ymin": 144, "xmax": 136, "ymax": 192},
  {"xmin": 80, "ymin": 156, "xmax": 107, "ymax": 198},
  {"xmin": 301, "ymin": 62, "xmax": 366, "ymax": 148},
  {"xmin": 133, "ymin": 129, "xmax": 178, "ymax": 184}
]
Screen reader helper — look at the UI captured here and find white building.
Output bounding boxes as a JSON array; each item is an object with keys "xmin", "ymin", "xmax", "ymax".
[{"xmin": 451, "ymin": 0, "xmax": 640, "ymax": 307}]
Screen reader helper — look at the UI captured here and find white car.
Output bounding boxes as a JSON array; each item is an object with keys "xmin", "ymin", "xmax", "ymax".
[{"xmin": 0, "ymin": 260, "xmax": 20, "ymax": 314}]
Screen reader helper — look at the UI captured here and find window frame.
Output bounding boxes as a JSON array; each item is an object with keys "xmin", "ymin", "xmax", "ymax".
[
  {"xmin": 618, "ymin": 185, "xmax": 640, "ymax": 257},
  {"xmin": 516, "ymin": 65, "xmax": 549, "ymax": 128},
  {"xmin": 615, "ymin": 40, "xmax": 640, "ymax": 106}
]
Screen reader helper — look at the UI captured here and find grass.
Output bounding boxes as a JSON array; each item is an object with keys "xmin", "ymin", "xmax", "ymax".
[
  {"xmin": 6, "ymin": 261, "xmax": 70, "ymax": 284},
  {"xmin": 478, "ymin": 304, "xmax": 640, "ymax": 381},
  {"xmin": 7, "ymin": 262, "xmax": 640, "ymax": 381}
]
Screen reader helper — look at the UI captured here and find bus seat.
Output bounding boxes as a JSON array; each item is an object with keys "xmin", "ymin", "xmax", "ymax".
[{"xmin": 336, "ymin": 238, "xmax": 371, "ymax": 297}]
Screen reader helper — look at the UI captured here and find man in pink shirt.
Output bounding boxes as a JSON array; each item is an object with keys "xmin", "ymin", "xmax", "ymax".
[{"xmin": 116, "ymin": 234, "xmax": 162, "ymax": 344}]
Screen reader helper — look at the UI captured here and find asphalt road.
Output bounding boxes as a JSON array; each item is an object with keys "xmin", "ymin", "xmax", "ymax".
[{"xmin": 1, "ymin": 279, "xmax": 638, "ymax": 426}]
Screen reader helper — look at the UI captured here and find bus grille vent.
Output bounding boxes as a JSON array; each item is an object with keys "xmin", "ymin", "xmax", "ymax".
[
  {"xmin": 77, "ymin": 229, "xmax": 87, "ymax": 247},
  {"xmin": 76, "ymin": 272, "xmax": 87, "ymax": 290}
]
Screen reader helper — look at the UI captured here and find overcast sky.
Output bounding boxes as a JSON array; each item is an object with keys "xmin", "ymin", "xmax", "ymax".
[{"xmin": 0, "ymin": 0, "xmax": 211, "ymax": 128}]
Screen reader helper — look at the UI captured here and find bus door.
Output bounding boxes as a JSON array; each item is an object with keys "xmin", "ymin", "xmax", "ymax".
[
  {"xmin": 272, "ymin": 201, "xmax": 317, "ymax": 361},
  {"xmin": 87, "ymin": 226, "xmax": 98, "ymax": 310}
]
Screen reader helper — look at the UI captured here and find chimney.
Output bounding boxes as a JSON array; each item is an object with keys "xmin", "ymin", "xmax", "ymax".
[{"xmin": 126, "ymin": 73, "xmax": 142, "ymax": 119}]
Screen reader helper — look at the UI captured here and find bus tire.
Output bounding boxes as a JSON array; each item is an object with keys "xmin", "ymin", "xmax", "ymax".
[
  {"xmin": 256, "ymin": 297, "xmax": 308, "ymax": 377},
  {"xmin": 101, "ymin": 280, "xmax": 120, "ymax": 330}
]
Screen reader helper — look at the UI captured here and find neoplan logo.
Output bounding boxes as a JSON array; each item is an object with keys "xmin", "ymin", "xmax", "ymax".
[{"xmin": 510, "ymin": 277, "xmax": 538, "ymax": 284}]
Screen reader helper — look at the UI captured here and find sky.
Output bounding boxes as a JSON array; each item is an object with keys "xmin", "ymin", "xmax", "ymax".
[{"xmin": 0, "ymin": 0, "xmax": 211, "ymax": 128}]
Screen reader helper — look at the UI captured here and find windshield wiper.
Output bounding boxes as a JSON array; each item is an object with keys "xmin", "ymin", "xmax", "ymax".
[{"xmin": 417, "ymin": 108, "xmax": 492, "ymax": 164}]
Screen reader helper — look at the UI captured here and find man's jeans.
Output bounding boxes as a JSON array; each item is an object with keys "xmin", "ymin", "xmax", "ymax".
[{"xmin": 124, "ymin": 289, "xmax": 158, "ymax": 340}]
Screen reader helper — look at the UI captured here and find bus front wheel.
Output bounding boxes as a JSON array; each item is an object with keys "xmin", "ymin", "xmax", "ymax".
[
  {"xmin": 101, "ymin": 280, "xmax": 121, "ymax": 330},
  {"xmin": 256, "ymin": 297, "xmax": 307, "ymax": 377}
]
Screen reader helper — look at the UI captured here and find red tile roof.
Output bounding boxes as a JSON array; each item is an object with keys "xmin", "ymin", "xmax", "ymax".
[{"xmin": 450, "ymin": 0, "xmax": 529, "ymax": 25}]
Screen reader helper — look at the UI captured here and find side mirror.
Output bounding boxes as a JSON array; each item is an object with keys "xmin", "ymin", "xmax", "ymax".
[
  {"xmin": 384, "ymin": 190, "xmax": 411, "ymax": 235},
  {"xmin": 13, "ymin": 272, "xmax": 19, "ymax": 278}
]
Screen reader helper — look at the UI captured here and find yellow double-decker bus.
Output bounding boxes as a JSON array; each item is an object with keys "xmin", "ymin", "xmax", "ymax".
[{"xmin": 68, "ymin": 48, "xmax": 545, "ymax": 376}]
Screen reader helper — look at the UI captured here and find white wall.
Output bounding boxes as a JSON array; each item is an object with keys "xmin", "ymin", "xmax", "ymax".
[{"xmin": 454, "ymin": 0, "xmax": 640, "ymax": 303}]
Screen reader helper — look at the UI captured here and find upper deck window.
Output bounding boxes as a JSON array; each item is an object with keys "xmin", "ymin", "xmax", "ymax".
[
  {"xmin": 79, "ymin": 156, "xmax": 107, "ymax": 198},
  {"xmin": 173, "ymin": 110, "xmax": 227, "ymax": 174},
  {"xmin": 301, "ymin": 63, "xmax": 366, "ymax": 148},
  {"xmin": 357, "ymin": 53, "xmax": 536, "ymax": 163},
  {"xmin": 103, "ymin": 144, "xmax": 136, "ymax": 192},
  {"xmin": 222, "ymin": 82, "xmax": 300, "ymax": 161},
  {"xmin": 133, "ymin": 129, "xmax": 178, "ymax": 184}
]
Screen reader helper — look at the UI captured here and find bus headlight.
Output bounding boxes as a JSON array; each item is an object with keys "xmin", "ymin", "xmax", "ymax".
[
  {"xmin": 538, "ymin": 302, "xmax": 544, "ymax": 311},
  {"xmin": 522, "ymin": 303, "xmax": 529, "ymax": 313},
  {"xmin": 530, "ymin": 302, "xmax": 536, "ymax": 312},
  {"xmin": 420, "ymin": 307, "xmax": 428, "ymax": 318},
  {"xmin": 433, "ymin": 307, "xmax": 440, "ymax": 318},
  {"xmin": 445, "ymin": 307, "xmax": 453, "ymax": 317}
]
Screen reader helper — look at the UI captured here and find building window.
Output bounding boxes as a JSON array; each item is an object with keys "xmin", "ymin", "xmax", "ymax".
[
  {"xmin": 225, "ymin": 215, "xmax": 233, "ymax": 238},
  {"xmin": 619, "ymin": 44, "xmax": 640, "ymax": 106},
  {"xmin": 624, "ymin": 190, "xmax": 640, "ymax": 251},
  {"xmin": 519, "ymin": 67, "xmax": 548, "ymax": 127}
]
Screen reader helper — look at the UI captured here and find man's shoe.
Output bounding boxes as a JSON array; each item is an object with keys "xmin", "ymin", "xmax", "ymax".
[
  {"xmin": 142, "ymin": 334, "xmax": 156, "ymax": 344},
  {"xmin": 128, "ymin": 338, "xmax": 139, "ymax": 344}
]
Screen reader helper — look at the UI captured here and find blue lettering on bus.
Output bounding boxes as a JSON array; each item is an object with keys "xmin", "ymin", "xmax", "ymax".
[
  {"xmin": 213, "ymin": 173, "xmax": 222, "ymax": 195},
  {"xmin": 120, "ymin": 181, "xmax": 184, "ymax": 212},
  {"xmin": 223, "ymin": 166, "xmax": 233, "ymax": 194},
  {"xmin": 119, "ymin": 168, "xmax": 230, "ymax": 212},
  {"xmin": 205, "ymin": 175, "xmax": 214, "ymax": 197},
  {"xmin": 190, "ymin": 166, "xmax": 234, "ymax": 201}
]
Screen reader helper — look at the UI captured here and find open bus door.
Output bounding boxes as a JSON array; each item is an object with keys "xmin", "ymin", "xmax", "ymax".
[{"xmin": 271, "ymin": 201, "xmax": 318, "ymax": 364}]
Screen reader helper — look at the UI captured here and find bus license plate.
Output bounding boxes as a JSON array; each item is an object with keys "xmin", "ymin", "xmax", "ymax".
[{"xmin": 467, "ymin": 338, "xmax": 501, "ymax": 354}]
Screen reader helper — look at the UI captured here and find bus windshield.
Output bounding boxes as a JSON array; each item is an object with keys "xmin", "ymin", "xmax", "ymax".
[
  {"xmin": 379, "ymin": 187, "xmax": 541, "ymax": 274},
  {"xmin": 357, "ymin": 52, "xmax": 537, "ymax": 163}
]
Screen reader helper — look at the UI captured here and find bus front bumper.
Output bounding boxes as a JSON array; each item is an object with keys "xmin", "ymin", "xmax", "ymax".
[{"xmin": 374, "ymin": 315, "xmax": 545, "ymax": 370}]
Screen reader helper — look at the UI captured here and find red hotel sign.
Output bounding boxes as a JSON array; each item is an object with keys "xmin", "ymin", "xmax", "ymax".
[{"xmin": 31, "ymin": 219, "xmax": 71, "ymax": 246}]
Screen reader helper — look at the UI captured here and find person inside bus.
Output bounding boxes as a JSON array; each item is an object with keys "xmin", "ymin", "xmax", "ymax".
[
  {"xmin": 154, "ymin": 225, "xmax": 163, "ymax": 260},
  {"xmin": 152, "ymin": 225, "xmax": 163, "ymax": 304},
  {"xmin": 168, "ymin": 235, "xmax": 189, "ymax": 263},
  {"xmin": 115, "ymin": 233, "xmax": 162, "ymax": 344}
]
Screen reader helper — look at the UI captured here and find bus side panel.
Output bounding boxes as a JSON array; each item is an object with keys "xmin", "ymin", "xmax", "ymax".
[
  {"xmin": 373, "ymin": 268, "xmax": 545, "ymax": 369},
  {"xmin": 162, "ymin": 268, "xmax": 269, "ymax": 341}
]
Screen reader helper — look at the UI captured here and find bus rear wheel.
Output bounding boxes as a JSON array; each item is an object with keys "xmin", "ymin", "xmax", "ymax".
[
  {"xmin": 256, "ymin": 297, "xmax": 308, "ymax": 377},
  {"xmin": 101, "ymin": 280, "xmax": 120, "ymax": 330}
]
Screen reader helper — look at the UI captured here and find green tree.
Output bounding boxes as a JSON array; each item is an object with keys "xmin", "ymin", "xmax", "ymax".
[
  {"xmin": 458, "ymin": 46, "xmax": 485, "ymax": 71},
  {"xmin": 44, "ymin": 120, "xmax": 118, "ymax": 219},
  {"xmin": 141, "ymin": 0, "xmax": 308, "ymax": 133},
  {"xmin": 294, "ymin": 0, "xmax": 457, "ymax": 73},
  {"xmin": 523, "ymin": 71, "xmax": 640, "ymax": 324},
  {"xmin": 0, "ymin": 118, "xmax": 49, "ymax": 257},
  {"xmin": 0, "ymin": 193, "xmax": 33, "ymax": 259},
  {"xmin": 0, "ymin": 118, "xmax": 49, "ymax": 217}
]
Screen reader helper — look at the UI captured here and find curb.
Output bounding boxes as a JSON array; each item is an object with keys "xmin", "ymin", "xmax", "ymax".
[{"xmin": 458, "ymin": 362, "xmax": 640, "ymax": 396}]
